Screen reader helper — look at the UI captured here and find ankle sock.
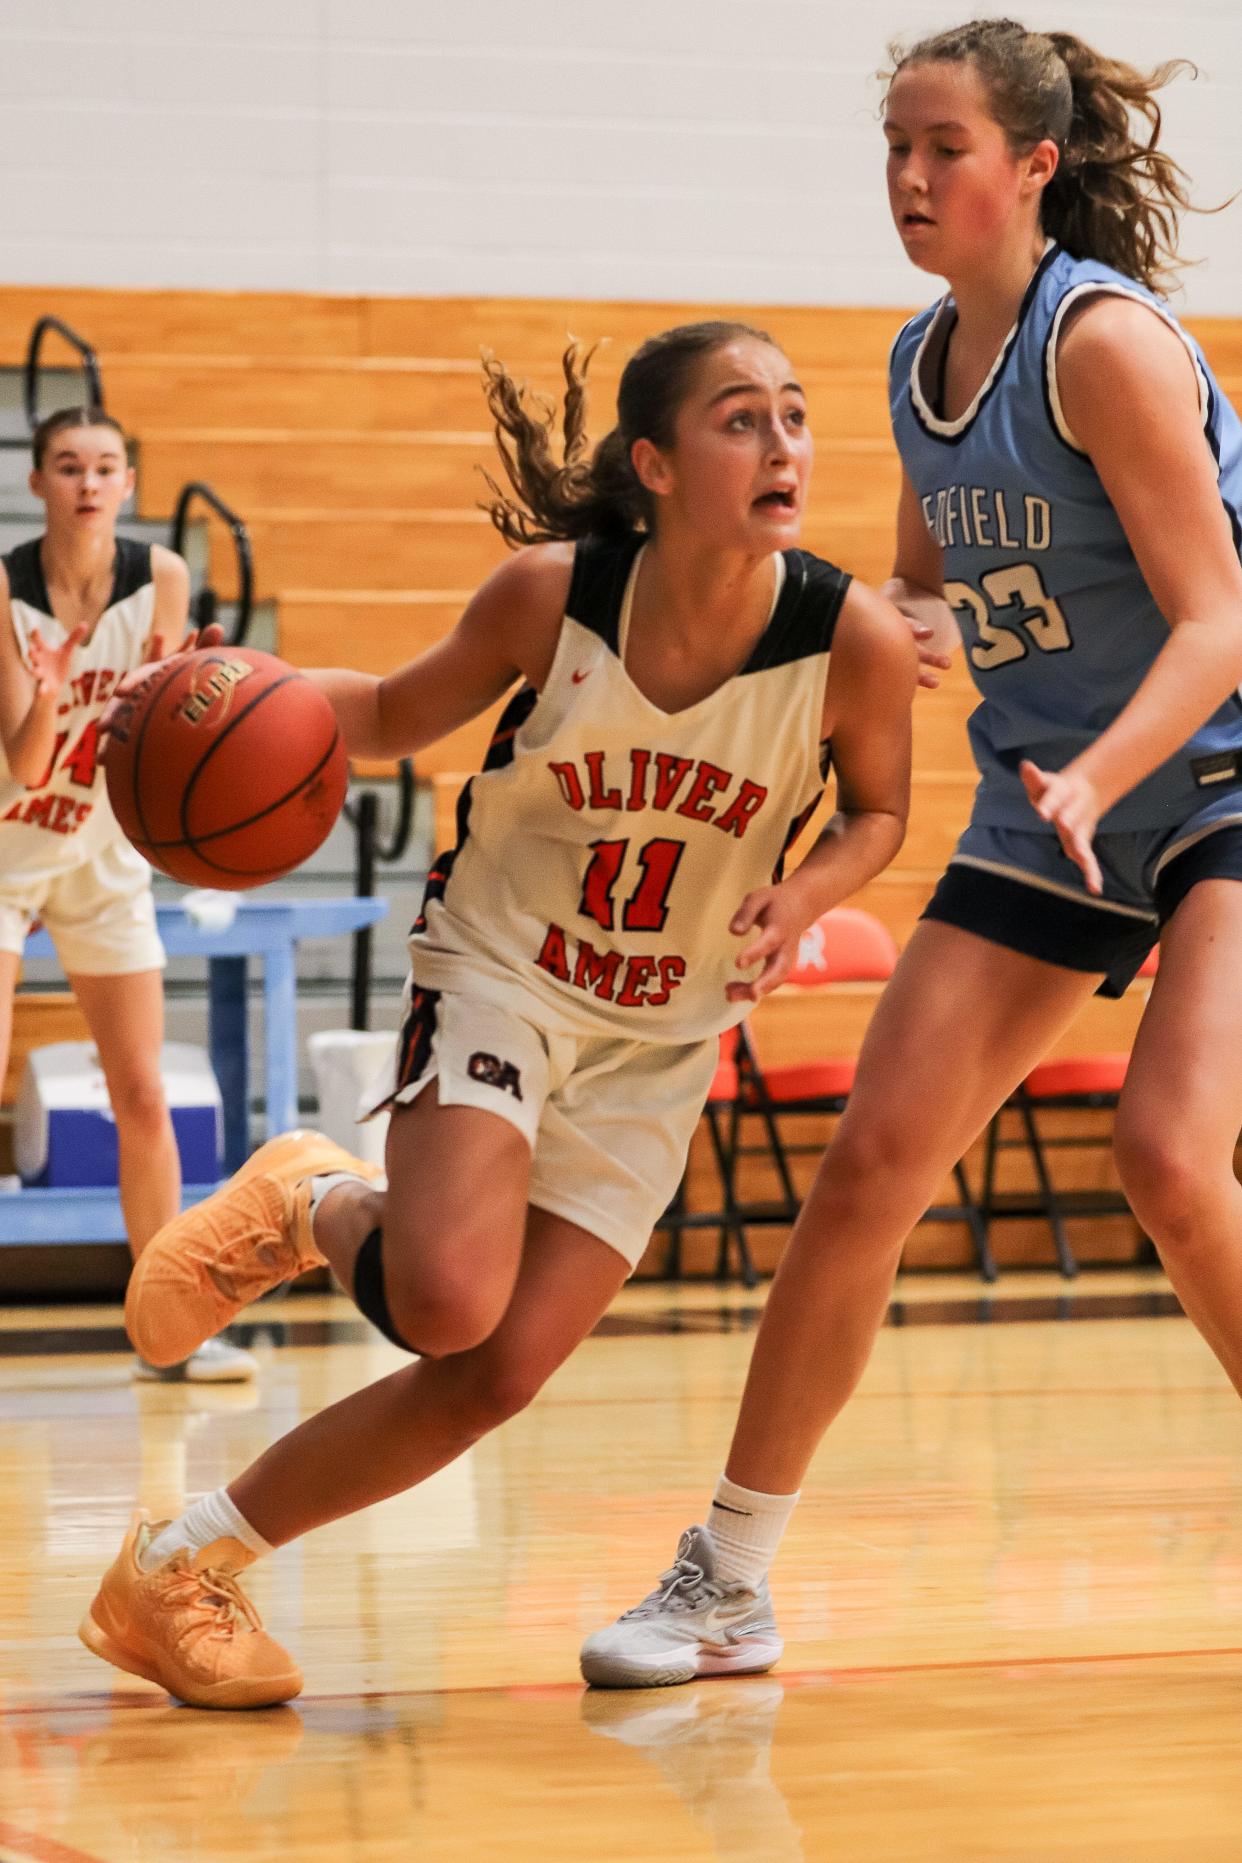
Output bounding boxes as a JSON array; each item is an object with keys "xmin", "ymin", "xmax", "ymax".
[
  {"xmin": 706, "ymin": 1474, "xmax": 800, "ymax": 1590},
  {"xmin": 140, "ymin": 1487, "xmax": 273, "ymax": 1572},
  {"xmin": 308, "ymin": 1170, "xmax": 375, "ymax": 1238}
]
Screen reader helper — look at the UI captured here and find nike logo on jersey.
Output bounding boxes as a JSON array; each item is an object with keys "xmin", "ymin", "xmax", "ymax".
[{"xmin": 571, "ymin": 668, "xmax": 591, "ymax": 684}]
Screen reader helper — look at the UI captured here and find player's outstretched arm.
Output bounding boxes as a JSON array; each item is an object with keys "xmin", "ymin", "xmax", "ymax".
[
  {"xmin": 1033, "ymin": 296, "xmax": 1242, "ymax": 885},
  {"xmin": 0, "ymin": 563, "xmax": 87, "ymax": 787},
  {"xmin": 306, "ymin": 543, "xmax": 572, "ymax": 762},
  {"xmin": 880, "ymin": 468, "xmax": 959, "ymax": 689},
  {"xmin": 726, "ymin": 583, "xmax": 916, "ymax": 1003}
]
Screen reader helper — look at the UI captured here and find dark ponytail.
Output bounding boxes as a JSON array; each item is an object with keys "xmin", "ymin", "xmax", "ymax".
[{"xmin": 481, "ymin": 320, "xmax": 778, "ymax": 548}]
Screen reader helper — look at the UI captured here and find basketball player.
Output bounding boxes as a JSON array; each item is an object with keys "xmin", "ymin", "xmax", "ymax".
[
  {"xmin": 0, "ymin": 407, "xmax": 255, "ymax": 1383},
  {"xmin": 77, "ymin": 321, "xmax": 919, "ymax": 1706},
  {"xmin": 579, "ymin": 18, "xmax": 1242, "ymax": 1688}
]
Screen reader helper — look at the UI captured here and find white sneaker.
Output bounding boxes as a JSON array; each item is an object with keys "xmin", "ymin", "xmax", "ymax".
[
  {"xmin": 132, "ymin": 1336, "xmax": 259, "ymax": 1384},
  {"xmin": 579, "ymin": 1525, "xmax": 782, "ymax": 1689}
]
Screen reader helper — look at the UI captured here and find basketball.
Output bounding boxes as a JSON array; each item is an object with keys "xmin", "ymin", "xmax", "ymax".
[{"xmin": 103, "ymin": 646, "xmax": 348, "ymax": 889}]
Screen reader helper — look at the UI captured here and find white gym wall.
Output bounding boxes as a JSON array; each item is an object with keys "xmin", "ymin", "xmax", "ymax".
[{"xmin": 1, "ymin": 0, "xmax": 1239, "ymax": 309}]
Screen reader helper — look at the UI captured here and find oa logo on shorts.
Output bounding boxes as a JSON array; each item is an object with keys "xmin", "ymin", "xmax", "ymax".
[{"xmin": 468, "ymin": 1051, "xmax": 524, "ymax": 1101}]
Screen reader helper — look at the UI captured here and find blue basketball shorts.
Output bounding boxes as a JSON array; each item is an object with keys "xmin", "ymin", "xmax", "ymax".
[{"xmin": 923, "ymin": 792, "xmax": 1242, "ymax": 997}]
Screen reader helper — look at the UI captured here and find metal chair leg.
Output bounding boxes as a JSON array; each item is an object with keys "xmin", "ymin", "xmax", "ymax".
[{"xmin": 1017, "ymin": 1093, "xmax": 1079, "ymax": 1279}]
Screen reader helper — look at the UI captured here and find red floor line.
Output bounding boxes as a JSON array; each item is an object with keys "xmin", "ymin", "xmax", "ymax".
[
  {"xmin": 11, "ymin": 1641, "xmax": 1242, "ymax": 1719},
  {"xmin": 0, "ymin": 1822, "xmax": 108, "ymax": 1863}
]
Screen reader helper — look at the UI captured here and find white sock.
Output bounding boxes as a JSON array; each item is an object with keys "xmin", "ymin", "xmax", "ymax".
[
  {"xmin": 308, "ymin": 1170, "xmax": 375, "ymax": 1238},
  {"xmin": 706, "ymin": 1474, "xmax": 800, "ymax": 1590},
  {"xmin": 140, "ymin": 1487, "xmax": 273, "ymax": 1572}
]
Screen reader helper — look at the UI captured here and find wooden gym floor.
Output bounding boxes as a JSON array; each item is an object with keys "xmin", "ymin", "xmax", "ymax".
[{"xmin": 3, "ymin": 1271, "xmax": 1242, "ymax": 1862}]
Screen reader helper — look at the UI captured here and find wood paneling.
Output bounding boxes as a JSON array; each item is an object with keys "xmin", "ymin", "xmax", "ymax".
[
  {"xmin": 5, "ymin": 993, "xmax": 93, "ymax": 1104},
  {"xmin": 138, "ymin": 431, "xmax": 902, "ymax": 521}
]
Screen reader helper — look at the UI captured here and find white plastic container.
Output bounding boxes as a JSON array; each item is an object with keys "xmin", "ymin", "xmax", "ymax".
[{"xmin": 308, "ymin": 1029, "xmax": 394, "ymax": 1167}]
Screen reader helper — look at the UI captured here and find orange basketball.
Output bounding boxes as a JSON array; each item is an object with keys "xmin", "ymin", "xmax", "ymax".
[{"xmin": 104, "ymin": 646, "xmax": 348, "ymax": 889}]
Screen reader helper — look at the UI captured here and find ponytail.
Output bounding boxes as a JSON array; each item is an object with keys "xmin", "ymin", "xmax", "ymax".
[
  {"xmin": 480, "ymin": 342, "xmax": 647, "ymax": 547},
  {"xmin": 480, "ymin": 319, "xmax": 779, "ymax": 548}
]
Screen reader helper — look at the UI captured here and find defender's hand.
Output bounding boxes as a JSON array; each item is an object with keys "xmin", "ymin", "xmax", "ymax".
[{"xmin": 1020, "ymin": 758, "xmax": 1104, "ymax": 896}]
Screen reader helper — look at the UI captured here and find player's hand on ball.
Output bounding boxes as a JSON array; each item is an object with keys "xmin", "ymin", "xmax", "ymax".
[
  {"xmin": 27, "ymin": 622, "xmax": 89, "ymax": 698},
  {"xmin": 726, "ymin": 885, "xmax": 805, "ymax": 1003},
  {"xmin": 100, "ymin": 623, "xmax": 229, "ymax": 748},
  {"xmin": 1020, "ymin": 758, "xmax": 1104, "ymax": 896}
]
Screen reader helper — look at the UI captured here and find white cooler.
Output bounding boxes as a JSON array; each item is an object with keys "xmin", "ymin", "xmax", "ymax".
[
  {"xmin": 15, "ymin": 1041, "xmax": 224, "ymax": 1188},
  {"xmin": 308, "ymin": 1029, "xmax": 394, "ymax": 1167}
]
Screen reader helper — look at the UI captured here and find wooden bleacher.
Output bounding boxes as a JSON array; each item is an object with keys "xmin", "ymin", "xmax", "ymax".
[{"xmin": 1, "ymin": 281, "xmax": 1205, "ymax": 1269}]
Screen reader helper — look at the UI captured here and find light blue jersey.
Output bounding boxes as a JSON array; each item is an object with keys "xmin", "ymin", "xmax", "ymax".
[{"xmin": 890, "ymin": 242, "xmax": 1242, "ymax": 830}]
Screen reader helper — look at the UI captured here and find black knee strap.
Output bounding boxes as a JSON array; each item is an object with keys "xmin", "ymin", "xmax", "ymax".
[{"xmin": 352, "ymin": 1228, "xmax": 416, "ymax": 1353}]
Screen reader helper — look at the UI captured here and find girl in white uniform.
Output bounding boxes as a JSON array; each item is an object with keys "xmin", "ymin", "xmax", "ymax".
[
  {"xmin": 0, "ymin": 407, "xmax": 253, "ymax": 1382},
  {"xmin": 80, "ymin": 321, "xmax": 918, "ymax": 1707}
]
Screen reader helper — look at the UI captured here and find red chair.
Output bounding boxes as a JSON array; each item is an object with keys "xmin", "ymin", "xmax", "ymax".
[
  {"xmin": 658, "ymin": 1028, "xmax": 760, "ymax": 1284},
  {"xmin": 980, "ymin": 945, "xmax": 1159, "ymax": 1277},
  {"xmin": 728, "ymin": 908, "xmax": 996, "ymax": 1279}
]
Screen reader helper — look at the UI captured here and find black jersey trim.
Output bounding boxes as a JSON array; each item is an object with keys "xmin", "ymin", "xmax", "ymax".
[
  {"xmin": 482, "ymin": 684, "xmax": 539, "ymax": 772},
  {"xmin": 739, "ymin": 551, "xmax": 850, "ymax": 673},
  {"xmin": 563, "ymin": 532, "xmax": 844, "ymax": 674},
  {"xmin": 907, "ymin": 242, "xmax": 1060, "ymax": 449},
  {"xmin": 111, "ymin": 535, "xmax": 153, "ymax": 606},
  {"xmin": 3, "ymin": 534, "xmax": 152, "ymax": 619},
  {"xmin": 412, "ymin": 683, "xmax": 538, "ymax": 935},
  {"xmin": 3, "ymin": 538, "xmax": 53, "ymax": 615},
  {"xmin": 564, "ymin": 531, "xmax": 645, "ymax": 650}
]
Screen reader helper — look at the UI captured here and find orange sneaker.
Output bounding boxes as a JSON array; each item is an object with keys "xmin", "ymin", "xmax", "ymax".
[
  {"xmin": 79, "ymin": 1511, "xmax": 302, "ymax": 1709},
  {"xmin": 126, "ymin": 1129, "xmax": 380, "ymax": 1367}
]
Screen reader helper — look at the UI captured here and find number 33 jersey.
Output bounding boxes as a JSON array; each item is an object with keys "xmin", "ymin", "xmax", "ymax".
[
  {"xmin": 410, "ymin": 533, "xmax": 849, "ymax": 1042},
  {"xmin": 0, "ymin": 536, "xmax": 156, "ymax": 876},
  {"xmin": 890, "ymin": 242, "xmax": 1242, "ymax": 831}
]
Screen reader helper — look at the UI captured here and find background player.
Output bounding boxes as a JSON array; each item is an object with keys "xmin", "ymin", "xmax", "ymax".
[
  {"xmin": 0, "ymin": 406, "xmax": 254, "ymax": 1383},
  {"xmin": 77, "ymin": 319, "xmax": 918, "ymax": 1707},
  {"xmin": 581, "ymin": 17, "xmax": 1242, "ymax": 1686}
]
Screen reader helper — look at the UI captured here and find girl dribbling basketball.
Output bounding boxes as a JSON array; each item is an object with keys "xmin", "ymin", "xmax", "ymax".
[
  {"xmin": 78, "ymin": 320, "xmax": 919, "ymax": 1706},
  {"xmin": 0, "ymin": 407, "xmax": 254, "ymax": 1382}
]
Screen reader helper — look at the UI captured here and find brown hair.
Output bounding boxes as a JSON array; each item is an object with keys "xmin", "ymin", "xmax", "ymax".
[
  {"xmin": 32, "ymin": 405, "xmax": 127, "ymax": 469},
  {"xmin": 888, "ymin": 18, "xmax": 1200, "ymax": 290},
  {"xmin": 480, "ymin": 320, "xmax": 778, "ymax": 547}
]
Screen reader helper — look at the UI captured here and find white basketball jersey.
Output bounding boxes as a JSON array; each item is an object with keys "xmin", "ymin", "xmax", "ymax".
[
  {"xmin": 410, "ymin": 533, "xmax": 851, "ymax": 1043},
  {"xmin": 0, "ymin": 537, "xmax": 156, "ymax": 877}
]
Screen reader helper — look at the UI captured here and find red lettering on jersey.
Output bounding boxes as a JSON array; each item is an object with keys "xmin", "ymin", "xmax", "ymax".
[
  {"xmin": 713, "ymin": 779, "xmax": 768, "ymax": 839},
  {"xmin": 534, "ymin": 922, "xmax": 572, "ymax": 982},
  {"xmin": 643, "ymin": 954, "xmax": 687, "ymax": 1008},
  {"xmin": 676, "ymin": 761, "xmax": 731, "ymax": 823},
  {"xmin": 2, "ymin": 800, "xmax": 23, "ymax": 823},
  {"xmin": 30, "ymin": 731, "xmax": 69, "ymax": 791},
  {"xmin": 572, "ymin": 940, "xmax": 622, "ymax": 1000},
  {"xmin": 96, "ymin": 669, "xmax": 115, "ymax": 704},
  {"xmin": 74, "ymin": 802, "xmax": 92, "ymax": 829},
  {"xmin": 51, "ymin": 795, "xmax": 78, "ymax": 833},
  {"xmin": 79, "ymin": 670, "xmax": 97, "ymax": 705},
  {"xmin": 615, "ymin": 953, "xmax": 659, "ymax": 1006},
  {"xmin": 580, "ymin": 837, "xmax": 628, "ymax": 932},
  {"xmin": 23, "ymin": 795, "xmax": 55, "ymax": 829},
  {"xmin": 584, "ymin": 751, "xmax": 622, "ymax": 810},
  {"xmin": 651, "ymin": 754, "xmax": 693, "ymax": 811},
  {"xmin": 626, "ymin": 748, "xmax": 649, "ymax": 811},
  {"xmin": 549, "ymin": 762, "xmax": 585, "ymax": 810}
]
